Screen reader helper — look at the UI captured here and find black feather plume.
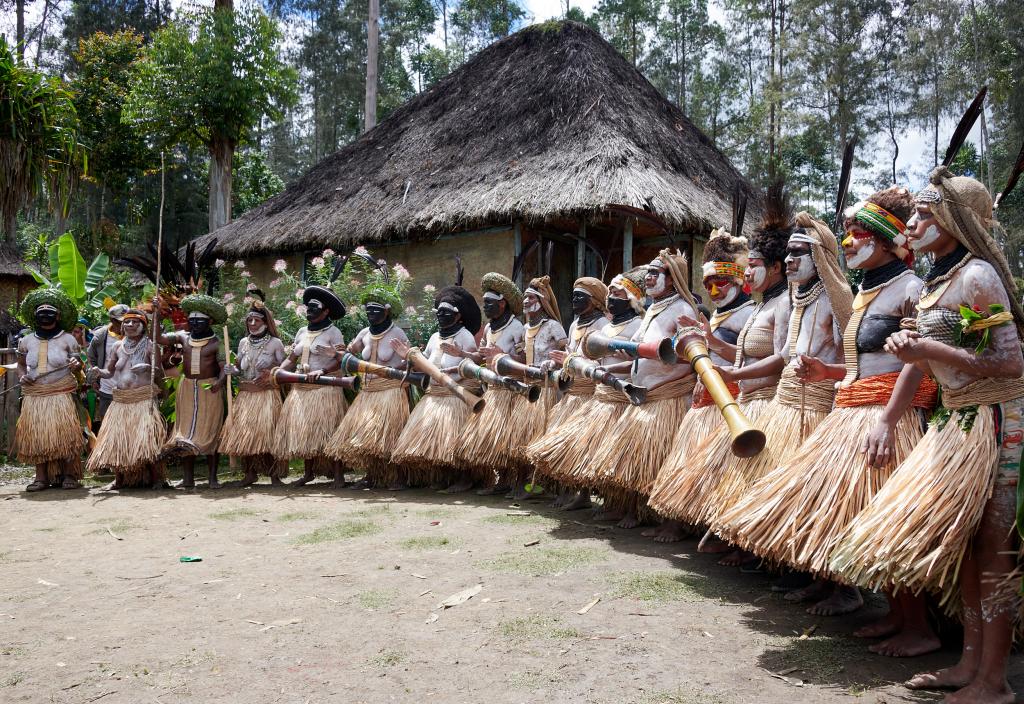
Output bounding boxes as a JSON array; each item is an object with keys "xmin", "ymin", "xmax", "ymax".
[
  {"xmin": 511, "ymin": 241, "xmax": 539, "ymax": 284},
  {"xmin": 184, "ymin": 242, "xmax": 196, "ymax": 286},
  {"xmin": 731, "ymin": 183, "xmax": 747, "ymax": 237},
  {"xmin": 834, "ymin": 137, "xmax": 857, "ymax": 229},
  {"xmin": 454, "ymin": 255, "xmax": 464, "ymax": 286},
  {"xmin": 250, "ymin": 288, "xmax": 266, "ymax": 302},
  {"xmin": 995, "ymin": 141, "xmax": 1024, "ymax": 210},
  {"xmin": 196, "ymin": 238, "xmax": 219, "ymax": 270},
  {"xmin": 943, "ymin": 86, "xmax": 987, "ymax": 167},
  {"xmin": 329, "ymin": 254, "xmax": 348, "ymax": 284},
  {"xmin": 115, "ymin": 257, "xmax": 157, "ymax": 284}
]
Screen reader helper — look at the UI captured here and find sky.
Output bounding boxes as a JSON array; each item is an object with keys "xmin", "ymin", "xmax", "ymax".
[{"xmin": 1, "ymin": 0, "xmax": 987, "ymax": 196}]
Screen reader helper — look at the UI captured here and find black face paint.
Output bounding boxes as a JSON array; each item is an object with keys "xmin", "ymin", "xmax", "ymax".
[
  {"xmin": 34, "ymin": 309, "xmax": 58, "ymax": 328},
  {"xmin": 606, "ymin": 297, "xmax": 633, "ymax": 318},
  {"xmin": 365, "ymin": 303, "xmax": 389, "ymax": 326},
  {"xmin": 482, "ymin": 296, "xmax": 504, "ymax": 320},
  {"xmin": 305, "ymin": 299, "xmax": 325, "ymax": 321},
  {"xmin": 435, "ymin": 307, "xmax": 459, "ymax": 331},
  {"xmin": 571, "ymin": 291, "xmax": 593, "ymax": 316},
  {"xmin": 188, "ymin": 316, "xmax": 213, "ymax": 339}
]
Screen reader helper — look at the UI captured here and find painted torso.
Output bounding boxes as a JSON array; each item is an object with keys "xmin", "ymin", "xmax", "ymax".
[
  {"xmin": 237, "ymin": 335, "xmax": 286, "ymax": 381},
  {"xmin": 567, "ymin": 315, "xmax": 606, "ymax": 355},
  {"xmin": 598, "ymin": 317, "xmax": 642, "ymax": 377},
  {"xmin": 631, "ymin": 295, "xmax": 695, "ymax": 389},
  {"xmin": 710, "ymin": 300, "xmax": 755, "ymax": 366},
  {"xmin": 424, "ymin": 328, "xmax": 477, "ymax": 377},
  {"xmin": 524, "ymin": 318, "xmax": 567, "ymax": 365},
  {"xmin": 19, "ymin": 331, "xmax": 80, "ymax": 385},
  {"xmin": 484, "ymin": 317, "xmax": 525, "ymax": 355},
  {"xmin": 737, "ymin": 291, "xmax": 791, "ymax": 394},
  {"xmin": 110, "ymin": 336, "xmax": 155, "ymax": 390},
  {"xmin": 854, "ymin": 270, "xmax": 922, "ymax": 379},
  {"xmin": 354, "ymin": 325, "xmax": 408, "ymax": 370},
  {"xmin": 292, "ymin": 325, "xmax": 344, "ymax": 373}
]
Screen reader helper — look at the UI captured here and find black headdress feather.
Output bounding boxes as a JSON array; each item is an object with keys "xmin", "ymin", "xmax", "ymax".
[
  {"xmin": 731, "ymin": 183, "xmax": 747, "ymax": 237},
  {"xmin": 835, "ymin": 137, "xmax": 857, "ymax": 229},
  {"xmin": 453, "ymin": 255, "xmax": 464, "ymax": 286},
  {"xmin": 511, "ymin": 241, "xmax": 539, "ymax": 284},
  {"xmin": 943, "ymin": 86, "xmax": 987, "ymax": 167},
  {"xmin": 995, "ymin": 141, "xmax": 1024, "ymax": 210}
]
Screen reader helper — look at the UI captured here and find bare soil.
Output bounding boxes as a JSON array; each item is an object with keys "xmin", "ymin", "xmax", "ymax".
[{"xmin": 1, "ymin": 468, "xmax": 1021, "ymax": 704}]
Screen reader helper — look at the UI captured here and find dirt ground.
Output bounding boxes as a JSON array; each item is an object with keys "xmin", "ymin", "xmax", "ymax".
[{"xmin": 2, "ymin": 466, "xmax": 1022, "ymax": 704}]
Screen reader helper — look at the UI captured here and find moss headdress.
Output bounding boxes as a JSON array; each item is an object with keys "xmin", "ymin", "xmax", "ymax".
[
  {"xmin": 360, "ymin": 286, "xmax": 403, "ymax": 314},
  {"xmin": 20, "ymin": 288, "xmax": 78, "ymax": 332},
  {"xmin": 480, "ymin": 272, "xmax": 523, "ymax": 316},
  {"xmin": 180, "ymin": 294, "xmax": 227, "ymax": 325}
]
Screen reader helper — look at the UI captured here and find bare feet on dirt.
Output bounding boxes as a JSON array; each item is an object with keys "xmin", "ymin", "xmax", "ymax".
[
  {"xmin": 868, "ymin": 629, "xmax": 941, "ymax": 658},
  {"xmin": 943, "ymin": 680, "xmax": 1015, "ymax": 704},
  {"xmin": 653, "ymin": 520, "xmax": 689, "ymax": 543},
  {"xmin": 445, "ymin": 480, "xmax": 473, "ymax": 494},
  {"xmin": 854, "ymin": 613, "xmax": 901, "ymax": 639},
  {"xmin": 616, "ymin": 513, "xmax": 640, "ymax": 529},
  {"xmin": 717, "ymin": 549, "xmax": 751, "ymax": 567},
  {"xmin": 697, "ymin": 531, "xmax": 732, "ymax": 554},
  {"xmin": 807, "ymin": 584, "xmax": 862, "ymax": 616},
  {"xmin": 561, "ymin": 491, "xmax": 592, "ymax": 511},
  {"xmin": 906, "ymin": 664, "xmax": 976, "ymax": 690},
  {"xmin": 784, "ymin": 578, "xmax": 832, "ymax": 603}
]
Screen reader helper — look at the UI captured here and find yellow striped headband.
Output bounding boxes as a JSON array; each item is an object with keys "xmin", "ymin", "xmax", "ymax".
[
  {"xmin": 701, "ymin": 261, "xmax": 745, "ymax": 280},
  {"xmin": 610, "ymin": 274, "xmax": 644, "ymax": 301}
]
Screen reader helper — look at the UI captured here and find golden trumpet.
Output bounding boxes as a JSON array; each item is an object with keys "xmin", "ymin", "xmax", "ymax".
[
  {"xmin": 675, "ymin": 327, "xmax": 765, "ymax": 458},
  {"xmin": 406, "ymin": 347, "xmax": 485, "ymax": 413}
]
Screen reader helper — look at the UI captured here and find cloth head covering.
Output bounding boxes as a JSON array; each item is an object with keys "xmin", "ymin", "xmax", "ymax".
[
  {"xmin": 609, "ymin": 267, "xmax": 646, "ymax": 314},
  {"xmin": 435, "ymin": 285, "xmax": 482, "ymax": 334},
  {"xmin": 791, "ymin": 212, "xmax": 854, "ymax": 333},
  {"xmin": 20, "ymin": 288, "xmax": 78, "ymax": 331},
  {"xmin": 702, "ymin": 228, "xmax": 749, "ymax": 282},
  {"xmin": 302, "ymin": 285, "xmax": 346, "ymax": 320},
  {"xmin": 572, "ymin": 276, "xmax": 609, "ymax": 313},
  {"xmin": 480, "ymin": 272, "xmax": 523, "ymax": 316},
  {"xmin": 916, "ymin": 165, "xmax": 1024, "ymax": 338},
  {"xmin": 655, "ymin": 248, "xmax": 700, "ymax": 311},
  {"xmin": 180, "ymin": 293, "xmax": 228, "ymax": 325},
  {"xmin": 107, "ymin": 304, "xmax": 129, "ymax": 322},
  {"xmin": 525, "ymin": 275, "xmax": 561, "ymax": 324}
]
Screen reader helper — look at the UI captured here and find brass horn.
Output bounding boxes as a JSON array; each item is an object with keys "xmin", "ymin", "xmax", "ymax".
[
  {"xmin": 339, "ymin": 352, "xmax": 430, "ymax": 391},
  {"xmin": 583, "ymin": 331, "xmax": 677, "ymax": 364},
  {"xmin": 561, "ymin": 354, "xmax": 647, "ymax": 406},
  {"xmin": 457, "ymin": 360, "xmax": 541, "ymax": 403},
  {"xmin": 273, "ymin": 368, "xmax": 362, "ymax": 392},
  {"xmin": 406, "ymin": 347, "xmax": 485, "ymax": 413},
  {"xmin": 491, "ymin": 353, "xmax": 566, "ymax": 389},
  {"xmin": 675, "ymin": 327, "xmax": 765, "ymax": 457}
]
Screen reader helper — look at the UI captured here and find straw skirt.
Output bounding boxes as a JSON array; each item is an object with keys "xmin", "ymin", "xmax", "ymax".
[
  {"xmin": 326, "ymin": 379, "xmax": 410, "ymax": 485},
  {"xmin": 16, "ymin": 379, "xmax": 83, "ymax": 479},
  {"xmin": 391, "ymin": 385, "xmax": 473, "ymax": 486},
  {"xmin": 220, "ymin": 387, "xmax": 283, "ymax": 457},
  {"xmin": 830, "ymin": 402, "xmax": 1007, "ymax": 604},
  {"xmin": 274, "ymin": 385, "xmax": 347, "ymax": 461},
  {"xmin": 450, "ymin": 386, "xmax": 518, "ymax": 486},
  {"xmin": 86, "ymin": 387, "xmax": 167, "ymax": 485}
]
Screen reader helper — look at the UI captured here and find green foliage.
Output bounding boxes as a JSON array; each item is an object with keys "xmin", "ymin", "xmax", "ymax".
[
  {"xmin": 0, "ymin": 36, "xmax": 87, "ymax": 242},
  {"xmin": 124, "ymin": 6, "xmax": 298, "ymax": 153},
  {"xmin": 233, "ymin": 149, "xmax": 285, "ymax": 216},
  {"xmin": 24, "ymin": 233, "xmax": 118, "ymax": 323}
]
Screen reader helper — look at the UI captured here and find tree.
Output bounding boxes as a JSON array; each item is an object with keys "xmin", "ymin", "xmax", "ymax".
[
  {"xmin": 594, "ymin": 0, "xmax": 658, "ymax": 67},
  {"xmin": 124, "ymin": 4, "xmax": 298, "ymax": 233},
  {"xmin": 649, "ymin": 0, "xmax": 721, "ymax": 114},
  {"xmin": 0, "ymin": 36, "xmax": 86, "ymax": 243},
  {"xmin": 365, "ymin": 0, "xmax": 380, "ymax": 132}
]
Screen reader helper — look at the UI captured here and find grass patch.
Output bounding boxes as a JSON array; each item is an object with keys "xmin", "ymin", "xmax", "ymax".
[
  {"xmin": 478, "ymin": 546, "xmax": 608, "ymax": 576},
  {"xmin": 634, "ymin": 689, "xmax": 725, "ymax": 704},
  {"xmin": 208, "ymin": 507, "xmax": 261, "ymax": 521},
  {"xmin": 611, "ymin": 571, "xmax": 701, "ymax": 602},
  {"xmin": 413, "ymin": 507, "xmax": 457, "ymax": 519},
  {"xmin": 1, "ymin": 673, "xmax": 25, "ymax": 687},
  {"xmin": 506, "ymin": 669, "xmax": 561, "ymax": 690},
  {"xmin": 294, "ymin": 519, "xmax": 381, "ymax": 545},
  {"xmin": 369, "ymin": 648, "xmax": 404, "ymax": 667},
  {"xmin": 498, "ymin": 614, "xmax": 581, "ymax": 643},
  {"xmin": 350, "ymin": 505, "xmax": 392, "ymax": 518},
  {"xmin": 399, "ymin": 535, "xmax": 458, "ymax": 551},
  {"xmin": 88, "ymin": 518, "xmax": 138, "ymax": 535},
  {"xmin": 276, "ymin": 511, "xmax": 319, "ymax": 523},
  {"xmin": 482, "ymin": 513, "xmax": 557, "ymax": 528},
  {"xmin": 356, "ymin": 589, "xmax": 397, "ymax": 610},
  {"xmin": 760, "ymin": 634, "xmax": 865, "ymax": 684}
]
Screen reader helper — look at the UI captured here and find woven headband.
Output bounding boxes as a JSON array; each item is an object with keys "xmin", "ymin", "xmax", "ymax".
[
  {"xmin": 853, "ymin": 202, "xmax": 906, "ymax": 243},
  {"xmin": 610, "ymin": 275, "xmax": 644, "ymax": 301},
  {"xmin": 702, "ymin": 262, "xmax": 745, "ymax": 280},
  {"xmin": 122, "ymin": 312, "xmax": 147, "ymax": 323}
]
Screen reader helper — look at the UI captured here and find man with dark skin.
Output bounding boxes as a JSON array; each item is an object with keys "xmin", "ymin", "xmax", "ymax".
[
  {"xmin": 87, "ymin": 304, "xmax": 128, "ymax": 432},
  {"xmin": 156, "ymin": 295, "xmax": 227, "ymax": 489},
  {"xmin": 16, "ymin": 290, "xmax": 84, "ymax": 491}
]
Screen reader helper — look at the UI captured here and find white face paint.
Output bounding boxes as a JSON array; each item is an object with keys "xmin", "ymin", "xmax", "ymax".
[
  {"xmin": 715, "ymin": 285, "xmax": 738, "ymax": 307},
  {"xmin": 748, "ymin": 265, "xmax": 767, "ymax": 290},
  {"xmin": 646, "ymin": 272, "xmax": 667, "ymax": 297},
  {"xmin": 524, "ymin": 299, "xmax": 541, "ymax": 314},
  {"xmin": 845, "ymin": 239, "xmax": 876, "ymax": 269},
  {"xmin": 786, "ymin": 253, "xmax": 816, "ymax": 284},
  {"xmin": 910, "ymin": 224, "xmax": 941, "ymax": 251}
]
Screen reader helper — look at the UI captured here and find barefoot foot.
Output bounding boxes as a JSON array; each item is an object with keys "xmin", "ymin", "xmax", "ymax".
[
  {"xmin": 943, "ymin": 680, "xmax": 1015, "ymax": 704},
  {"xmin": 561, "ymin": 492, "xmax": 592, "ymax": 511},
  {"xmin": 868, "ymin": 629, "xmax": 941, "ymax": 658},
  {"xmin": 853, "ymin": 613, "xmax": 902, "ymax": 639},
  {"xmin": 906, "ymin": 665, "xmax": 976, "ymax": 691},
  {"xmin": 617, "ymin": 513, "xmax": 640, "ymax": 529},
  {"xmin": 653, "ymin": 520, "xmax": 689, "ymax": 543},
  {"xmin": 291, "ymin": 475, "xmax": 313, "ymax": 487},
  {"xmin": 717, "ymin": 549, "xmax": 752, "ymax": 567},
  {"xmin": 784, "ymin": 579, "xmax": 833, "ymax": 603},
  {"xmin": 697, "ymin": 531, "xmax": 733, "ymax": 554},
  {"xmin": 807, "ymin": 585, "xmax": 863, "ymax": 616},
  {"xmin": 445, "ymin": 481, "xmax": 473, "ymax": 494}
]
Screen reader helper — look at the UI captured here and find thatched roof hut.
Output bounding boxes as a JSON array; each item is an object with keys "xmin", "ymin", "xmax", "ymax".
[
  {"xmin": 0, "ymin": 245, "xmax": 35, "ymax": 341},
  {"xmin": 200, "ymin": 21, "xmax": 759, "ymax": 316}
]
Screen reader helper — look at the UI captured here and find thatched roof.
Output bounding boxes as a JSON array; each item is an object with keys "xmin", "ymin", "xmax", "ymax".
[
  {"xmin": 0, "ymin": 245, "xmax": 31, "ymax": 279},
  {"xmin": 203, "ymin": 21, "xmax": 758, "ymax": 258}
]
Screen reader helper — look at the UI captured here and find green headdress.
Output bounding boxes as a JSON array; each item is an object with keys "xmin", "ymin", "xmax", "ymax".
[
  {"xmin": 20, "ymin": 288, "xmax": 78, "ymax": 332},
  {"xmin": 180, "ymin": 294, "xmax": 227, "ymax": 325},
  {"xmin": 359, "ymin": 285, "xmax": 403, "ymax": 314},
  {"xmin": 480, "ymin": 272, "xmax": 523, "ymax": 316}
]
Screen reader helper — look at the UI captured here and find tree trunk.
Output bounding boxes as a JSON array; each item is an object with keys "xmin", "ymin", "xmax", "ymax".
[
  {"xmin": 208, "ymin": 134, "xmax": 234, "ymax": 233},
  {"xmin": 3, "ymin": 210, "xmax": 16, "ymax": 245},
  {"xmin": 16, "ymin": 0, "xmax": 25, "ymax": 62},
  {"xmin": 364, "ymin": 0, "xmax": 379, "ymax": 133}
]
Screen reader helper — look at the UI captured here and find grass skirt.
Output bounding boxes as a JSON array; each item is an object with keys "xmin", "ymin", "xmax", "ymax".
[
  {"xmin": 220, "ymin": 388, "xmax": 282, "ymax": 457},
  {"xmin": 391, "ymin": 386, "xmax": 471, "ymax": 486},
  {"xmin": 830, "ymin": 405, "xmax": 999, "ymax": 602},
  {"xmin": 86, "ymin": 388, "xmax": 167, "ymax": 485},
  {"xmin": 510, "ymin": 384, "xmax": 558, "ymax": 472},
  {"xmin": 524, "ymin": 389, "xmax": 591, "ymax": 486},
  {"xmin": 647, "ymin": 396, "xmax": 773, "ymax": 526},
  {"xmin": 647, "ymin": 404, "xmax": 720, "ymax": 519},
  {"xmin": 705, "ymin": 397, "xmax": 831, "ymax": 524},
  {"xmin": 326, "ymin": 380, "xmax": 410, "ymax": 485},
  {"xmin": 450, "ymin": 386, "xmax": 518, "ymax": 486},
  {"xmin": 531, "ymin": 386, "xmax": 632, "ymax": 487},
  {"xmin": 274, "ymin": 385, "xmax": 347, "ymax": 461},
  {"xmin": 590, "ymin": 380, "xmax": 692, "ymax": 495},
  {"xmin": 716, "ymin": 403, "xmax": 925, "ymax": 575},
  {"xmin": 16, "ymin": 382, "xmax": 83, "ymax": 476}
]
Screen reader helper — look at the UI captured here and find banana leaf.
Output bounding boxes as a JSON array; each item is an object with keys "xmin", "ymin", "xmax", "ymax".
[
  {"xmin": 55, "ymin": 233, "xmax": 87, "ymax": 301},
  {"xmin": 48, "ymin": 242, "xmax": 59, "ymax": 280},
  {"xmin": 84, "ymin": 253, "xmax": 109, "ymax": 295},
  {"xmin": 23, "ymin": 264, "xmax": 52, "ymax": 287}
]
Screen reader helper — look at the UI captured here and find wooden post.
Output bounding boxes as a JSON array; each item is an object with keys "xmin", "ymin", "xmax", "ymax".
[
  {"xmin": 623, "ymin": 219, "xmax": 633, "ymax": 271},
  {"xmin": 576, "ymin": 220, "xmax": 586, "ymax": 277},
  {"xmin": 513, "ymin": 222, "xmax": 523, "ymax": 287}
]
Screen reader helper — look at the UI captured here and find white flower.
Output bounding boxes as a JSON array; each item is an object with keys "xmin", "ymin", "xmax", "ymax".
[
  {"xmin": 323, "ymin": 248, "xmax": 335, "ymax": 257},
  {"xmin": 233, "ymin": 260, "xmax": 245, "ymax": 269},
  {"xmin": 240, "ymin": 270, "xmax": 252, "ymax": 279},
  {"xmin": 222, "ymin": 292, "xmax": 235, "ymax": 303},
  {"xmin": 269, "ymin": 277, "xmax": 282, "ymax": 288},
  {"xmin": 273, "ymin": 259, "xmax": 287, "ymax": 273},
  {"xmin": 405, "ymin": 306, "xmax": 416, "ymax": 314},
  {"xmin": 312, "ymin": 256, "xmax": 325, "ymax": 267},
  {"xmin": 295, "ymin": 304, "xmax": 307, "ymax": 317},
  {"xmin": 285, "ymin": 300, "xmax": 296, "ymax": 310},
  {"xmin": 354, "ymin": 245, "xmax": 369, "ymax": 257},
  {"xmin": 225, "ymin": 303, "xmax": 235, "ymax": 315},
  {"xmin": 393, "ymin": 263, "xmax": 410, "ymax": 280},
  {"xmin": 295, "ymin": 288, "xmax": 304, "ymax": 299},
  {"xmin": 243, "ymin": 296, "xmax": 253, "ymax": 306},
  {"xmin": 215, "ymin": 258, "xmax": 225, "ymax": 268},
  {"xmin": 423, "ymin": 284, "xmax": 436, "ymax": 293}
]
